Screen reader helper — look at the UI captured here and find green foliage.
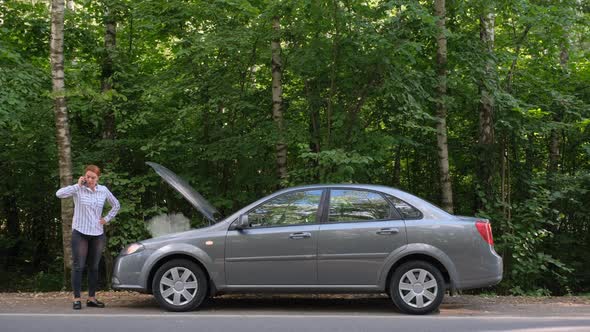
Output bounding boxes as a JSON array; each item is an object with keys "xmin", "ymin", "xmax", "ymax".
[
  {"xmin": 1, "ymin": 0, "xmax": 589, "ymax": 295},
  {"xmin": 291, "ymin": 146, "xmax": 374, "ymax": 183},
  {"xmin": 495, "ymin": 184, "xmax": 573, "ymax": 294}
]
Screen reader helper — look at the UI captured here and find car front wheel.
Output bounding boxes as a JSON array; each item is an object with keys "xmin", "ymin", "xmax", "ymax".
[
  {"xmin": 152, "ymin": 259, "xmax": 208, "ymax": 312},
  {"xmin": 389, "ymin": 261, "xmax": 445, "ymax": 315}
]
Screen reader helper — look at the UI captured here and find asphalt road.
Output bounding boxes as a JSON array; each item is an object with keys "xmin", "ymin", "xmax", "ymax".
[
  {"xmin": 1, "ymin": 313, "xmax": 590, "ymax": 332},
  {"xmin": 1, "ymin": 294, "xmax": 589, "ymax": 332}
]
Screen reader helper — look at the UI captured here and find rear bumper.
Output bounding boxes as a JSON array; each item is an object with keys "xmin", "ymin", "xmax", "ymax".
[
  {"xmin": 458, "ymin": 273, "xmax": 503, "ymax": 290},
  {"xmin": 456, "ymin": 251, "xmax": 503, "ymax": 290}
]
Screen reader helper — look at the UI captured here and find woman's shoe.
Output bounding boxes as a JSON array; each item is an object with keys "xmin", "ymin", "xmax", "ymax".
[
  {"xmin": 86, "ymin": 299, "xmax": 105, "ymax": 308},
  {"xmin": 73, "ymin": 301, "xmax": 82, "ymax": 310}
]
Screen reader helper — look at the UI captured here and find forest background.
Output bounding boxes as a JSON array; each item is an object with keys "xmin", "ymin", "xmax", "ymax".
[{"xmin": 1, "ymin": 0, "xmax": 589, "ymax": 296}]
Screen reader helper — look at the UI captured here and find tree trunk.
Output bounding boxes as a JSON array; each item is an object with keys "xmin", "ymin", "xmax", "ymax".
[
  {"xmin": 392, "ymin": 143, "xmax": 402, "ymax": 187},
  {"xmin": 434, "ymin": 0, "xmax": 453, "ymax": 214},
  {"xmin": 272, "ymin": 16, "xmax": 287, "ymax": 183},
  {"xmin": 2, "ymin": 194, "xmax": 20, "ymax": 269},
  {"xmin": 476, "ymin": 8, "xmax": 496, "ymax": 211},
  {"xmin": 548, "ymin": 41, "xmax": 568, "ymax": 177},
  {"xmin": 326, "ymin": 0, "xmax": 340, "ymax": 149},
  {"xmin": 305, "ymin": 80, "xmax": 321, "ymax": 155},
  {"xmin": 100, "ymin": 6, "xmax": 117, "ymax": 288},
  {"xmin": 548, "ymin": 129, "xmax": 561, "ymax": 176},
  {"xmin": 102, "ymin": 7, "xmax": 116, "ymax": 140},
  {"xmin": 503, "ymin": 23, "xmax": 531, "ymax": 203},
  {"xmin": 345, "ymin": 87, "xmax": 368, "ymax": 147},
  {"xmin": 304, "ymin": 79, "xmax": 321, "ymax": 181},
  {"xmin": 504, "ymin": 25, "xmax": 531, "ymax": 93},
  {"xmin": 546, "ymin": 36, "xmax": 569, "ymax": 235},
  {"xmin": 50, "ymin": 0, "xmax": 74, "ymax": 287},
  {"xmin": 500, "ymin": 136, "xmax": 510, "ymax": 218},
  {"xmin": 3, "ymin": 195, "xmax": 19, "ymax": 239}
]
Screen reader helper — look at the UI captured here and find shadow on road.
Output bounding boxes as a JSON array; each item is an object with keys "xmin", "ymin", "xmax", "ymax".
[
  {"xmin": 118, "ymin": 294, "xmax": 480, "ymax": 315},
  {"xmin": 203, "ymin": 295, "xmax": 403, "ymax": 314},
  {"xmin": 3, "ymin": 292, "xmax": 589, "ymax": 317}
]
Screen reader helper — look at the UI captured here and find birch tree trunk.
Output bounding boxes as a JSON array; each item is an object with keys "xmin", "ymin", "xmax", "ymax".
[
  {"xmin": 304, "ymin": 80, "xmax": 322, "ymax": 156},
  {"xmin": 101, "ymin": 4, "xmax": 117, "ymax": 288},
  {"xmin": 548, "ymin": 128, "xmax": 561, "ymax": 176},
  {"xmin": 102, "ymin": 6, "xmax": 116, "ymax": 140},
  {"xmin": 326, "ymin": 0, "xmax": 340, "ymax": 149},
  {"xmin": 548, "ymin": 40, "xmax": 569, "ymax": 177},
  {"xmin": 434, "ymin": 0, "xmax": 453, "ymax": 214},
  {"xmin": 272, "ymin": 16, "xmax": 287, "ymax": 182},
  {"xmin": 50, "ymin": 0, "xmax": 74, "ymax": 286},
  {"xmin": 477, "ymin": 7, "xmax": 496, "ymax": 211}
]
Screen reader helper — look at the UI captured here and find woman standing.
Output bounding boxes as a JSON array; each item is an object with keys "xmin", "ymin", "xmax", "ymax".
[{"xmin": 56, "ymin": 165, "xmax": 120, "ymax": 310}]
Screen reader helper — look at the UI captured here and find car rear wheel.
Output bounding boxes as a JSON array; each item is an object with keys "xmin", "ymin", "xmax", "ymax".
[
  {"xmin": 389, "ymin": 261, "xmax": 445, "ymax": 315},
  {"xmin": 152, "ymin": 259, "xmax": 208, "ymax": 312}
]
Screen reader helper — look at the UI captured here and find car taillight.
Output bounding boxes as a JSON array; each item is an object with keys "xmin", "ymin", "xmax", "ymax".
[{"xmin": 476, "ymin": 220, "xmax": 494, "ymax": 246}]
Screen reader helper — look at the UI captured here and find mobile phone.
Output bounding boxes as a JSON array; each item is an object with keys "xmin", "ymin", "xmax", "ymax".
[{"xmin": 82, "ymin": 179, "xmax": 87, "ymax": 186}]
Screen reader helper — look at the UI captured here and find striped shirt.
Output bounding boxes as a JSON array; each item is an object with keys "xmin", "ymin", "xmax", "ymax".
[{"xmin": 56, "ymin": 184, "xmax": 121, "ymax": 236}]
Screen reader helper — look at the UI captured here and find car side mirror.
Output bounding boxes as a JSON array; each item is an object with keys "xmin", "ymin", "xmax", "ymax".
[{"xmin": 235, "ymin": 214, "xmax": 249, "ymax": 230}]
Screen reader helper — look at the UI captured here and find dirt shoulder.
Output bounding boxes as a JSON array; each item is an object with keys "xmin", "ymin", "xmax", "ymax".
[{"xmin": 0, "ymin": 291, "xmax": 589, "ymax": 316}]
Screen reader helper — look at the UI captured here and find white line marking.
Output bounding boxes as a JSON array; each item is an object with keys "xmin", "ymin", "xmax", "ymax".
[
  {"xmin": 0, "ymin": 313, "xmax": 589, "ymax": 320},
  {"xmin": 482, "ymin": 329, "xmax": 590, "ymax": 332}
]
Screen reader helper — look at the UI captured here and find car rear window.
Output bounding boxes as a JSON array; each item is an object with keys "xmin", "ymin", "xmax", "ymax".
[
  {"xmin": 386, "ymin": 195, "xmax": 423, "ymax": 220},
  {"xmin": 328, "ymin": 189, "xmax": 392, "ymax": 222}
]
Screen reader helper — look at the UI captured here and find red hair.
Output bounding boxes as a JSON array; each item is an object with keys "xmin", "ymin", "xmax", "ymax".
[{"xmin": 85, "ymin": 165, "xmax": 101, "ymax": 176}]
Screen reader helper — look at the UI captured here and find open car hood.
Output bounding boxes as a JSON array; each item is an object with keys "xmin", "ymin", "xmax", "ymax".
[{"xmin": 146, "ymin": 162, "xmax": 221, "ymax": 223}]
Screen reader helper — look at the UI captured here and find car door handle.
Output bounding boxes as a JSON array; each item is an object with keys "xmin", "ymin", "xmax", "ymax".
[
  {"xmin": 376, "ymin": 228, "xmax": 400, "ymax": 235},
  {"xmin": 289, "ymin": 232, "xmax": 312, "ymax": 239}
]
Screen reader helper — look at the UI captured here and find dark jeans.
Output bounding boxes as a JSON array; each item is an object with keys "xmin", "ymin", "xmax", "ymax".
[{"xmin": 71, "ymin": 229, "xmax": 106, "ymax": 298}]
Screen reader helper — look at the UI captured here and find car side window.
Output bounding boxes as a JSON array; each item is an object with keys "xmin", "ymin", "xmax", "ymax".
[
  {"xmin": 247, "ymin": 190, "xmax": 323, "ymax": 227},
  {"xmin": 328, "ymin": 189, "xmax": 392, "ymax": 222},
  {"xmin": 387, "ymin": 195, "xmax": 423, "ymax": 220}
]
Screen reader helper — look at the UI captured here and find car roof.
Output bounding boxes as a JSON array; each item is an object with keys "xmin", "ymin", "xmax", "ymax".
[
  {"xmin": 273, "ymin": 183, "xmax": 403, "ymax": 195},
  {"xmin": 265, "ymin": 184, "xmax": 452, "ymax": 220}
]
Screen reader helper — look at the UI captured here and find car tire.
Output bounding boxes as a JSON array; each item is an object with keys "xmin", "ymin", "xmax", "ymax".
[
  {"xmin": 389, "ymin": 261, "xmax": 445, "ymax": 315},
  {"xmin": 152, "ymin": 259, "xmax": 208, "ymax": 312}
]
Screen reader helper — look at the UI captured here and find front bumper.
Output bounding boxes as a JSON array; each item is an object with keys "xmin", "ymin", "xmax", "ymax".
[{"xmin": 111, "ymin": 249, "xmax": 153, "ymax": 292}]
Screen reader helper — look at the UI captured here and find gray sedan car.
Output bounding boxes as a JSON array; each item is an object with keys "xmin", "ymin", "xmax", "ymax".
[{"xmin": 112, "ymin": 162, "xmax": 502, "ymax": 315}]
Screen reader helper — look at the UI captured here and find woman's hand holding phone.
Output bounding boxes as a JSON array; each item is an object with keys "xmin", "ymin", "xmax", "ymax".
[{"xmin": 78, "ymin": 176, "xmax": 87, "ymax": 187}]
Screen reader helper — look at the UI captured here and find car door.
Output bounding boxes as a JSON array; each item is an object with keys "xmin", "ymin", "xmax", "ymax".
[
  {"xmin": 318, "ymin": 188, "xmax": 407, "ymax": 286},
  {"xmin": 225, "ymin": 189, "xmax": 324, "ymax": 286}
]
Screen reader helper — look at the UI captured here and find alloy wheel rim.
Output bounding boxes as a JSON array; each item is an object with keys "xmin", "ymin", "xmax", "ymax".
[
  {"xmin": 159, "ymin": 267, "xmax": 198, "ymax": 306},
  {"xmin": 398, "ymin": 268, "xmax": 438, "ymax": 309}
]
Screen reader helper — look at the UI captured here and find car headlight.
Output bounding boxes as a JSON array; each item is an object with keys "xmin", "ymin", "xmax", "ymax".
[{"xmin": 121, "ymin": 243, "xmax": 145, "ymax": 256}]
